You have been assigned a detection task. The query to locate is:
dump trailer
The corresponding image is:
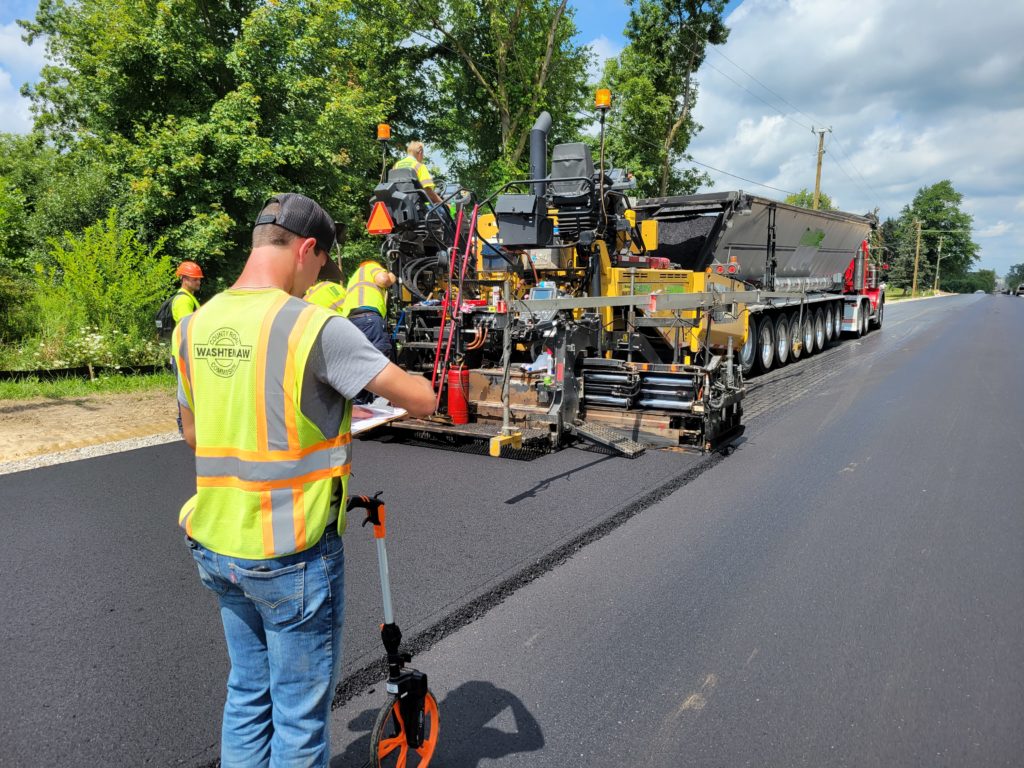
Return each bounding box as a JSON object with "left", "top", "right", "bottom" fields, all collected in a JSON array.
[{"left": 634, "top": 192, "right": 884, "bottom": 375}]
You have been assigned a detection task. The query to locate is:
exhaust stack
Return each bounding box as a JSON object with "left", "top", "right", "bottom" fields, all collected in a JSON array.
[{"left": 530, "top": 112, "right": 552, "bottom": 197}]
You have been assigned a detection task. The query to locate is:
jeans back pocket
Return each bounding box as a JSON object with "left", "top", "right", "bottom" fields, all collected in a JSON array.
[{"left": 229, "top": 561, "right": 305, "bottom": 627}]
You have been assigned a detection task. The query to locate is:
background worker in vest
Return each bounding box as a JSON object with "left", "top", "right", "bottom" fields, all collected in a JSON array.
[
  {"left": 393, "top": 140, "right": 443, "bottom": 205},
  {"left": 303, "top": 255, "right": 347, "bottom": 314},
  {"left": 172, "top": 260, "right": 203, "bottom": 321},
  {"left": 341, "top": 259, "right": 397, "bottom": 403},
  {"left": 172, "top": 192, "right": 434, "bottom": 768}
]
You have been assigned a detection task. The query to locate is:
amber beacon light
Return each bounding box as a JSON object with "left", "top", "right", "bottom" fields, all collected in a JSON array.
[
  {"left": 595, "top": 88, "right": 612, "bottom": 112},
  {"left": 377, "top": 123, "right": 391, "bottom": 141}
]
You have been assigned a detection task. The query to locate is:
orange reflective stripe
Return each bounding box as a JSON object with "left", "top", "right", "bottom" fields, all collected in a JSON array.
[
  {"left": 283, "top": 305, "right": 317, "bottom": 451},
  {"left": 197, "top": 464, "right": 350, "bottom": 492},
  {"left": 195, "top": 433, "right": 350, "bottom": 461},
  {"left": 260, "top": 491, "right": 275, "bottom": 557}
]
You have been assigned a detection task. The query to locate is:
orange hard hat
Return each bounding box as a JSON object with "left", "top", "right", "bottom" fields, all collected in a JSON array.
[{"left": 176, "top": 261, "right": 204, "bottom": 279}]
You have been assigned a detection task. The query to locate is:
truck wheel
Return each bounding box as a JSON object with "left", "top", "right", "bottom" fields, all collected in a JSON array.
[
  {"left": 756, "top": 315, "right": 776, "bottom": 372},
  {"left": 773, "top": 314, "right": 789, "bottom": 367},
  {"left": 813, "top": 307, "right": 826, "bottom": 351},
  {"left": 834, "top": 302, "right": 843, "bottom": 338},
  {"left": 853, "top": 303, "right": 865, "bottom": 338},
  {"left": 802, "top": 313, "right": 815, "bottom": 355},
  {"left": 739, "top": 317, "right": 758, "bottom": 376},
  {"left": 824, "top": 305, "right": 835, "bottom": 344},
  {"left": 871, "top": 298, "right": 885, "bottom": 329},
  {"left": 789, "top": 312, "right": 803, "bottom": 361},
  {"left": 861, "top": 302, "right": 871, "bottom": 335}
]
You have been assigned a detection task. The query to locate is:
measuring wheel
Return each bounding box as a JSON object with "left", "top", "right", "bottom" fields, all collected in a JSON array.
[{"left": 370, "top": 689, "right": 440, "bottom": 767}]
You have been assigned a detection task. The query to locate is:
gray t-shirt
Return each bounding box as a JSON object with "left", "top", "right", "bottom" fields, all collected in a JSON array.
[{"left": 178, "top": 314, "right": 389, "bottom": 440}]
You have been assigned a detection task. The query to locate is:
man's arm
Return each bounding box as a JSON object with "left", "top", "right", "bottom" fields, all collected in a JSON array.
[
  {"left": 180, "top": 404, "right": 196, "bottom": 450},
  {"left": 425, "top": 187, "right": 443, "bottom": 205},
  {"left": 365, "top": 363, "right": 435, "bottom": 418}
]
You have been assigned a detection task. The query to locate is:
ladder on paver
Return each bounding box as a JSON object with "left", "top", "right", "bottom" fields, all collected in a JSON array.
[{"left": 573, "top": 421, "right": 646, "bottom": 458}]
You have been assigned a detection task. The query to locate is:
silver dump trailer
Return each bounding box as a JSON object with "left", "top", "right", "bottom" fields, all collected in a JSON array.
[{"left": 634, "top": 191, "right": 886, "bottom": 375}]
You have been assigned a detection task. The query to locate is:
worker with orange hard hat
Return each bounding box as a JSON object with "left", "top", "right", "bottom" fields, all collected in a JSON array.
[{"left": 172, "top": 261, "right": 204, "bottom": 322}]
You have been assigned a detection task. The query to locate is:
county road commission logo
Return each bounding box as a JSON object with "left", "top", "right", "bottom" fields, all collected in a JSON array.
[{"left": 193, "top": 327, "right": 253, "bottom": 378}]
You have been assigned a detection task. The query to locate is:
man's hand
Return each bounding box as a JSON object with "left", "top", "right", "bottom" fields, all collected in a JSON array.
[{"left": 365, "top": 363, "right": 435, "bottom": 418}]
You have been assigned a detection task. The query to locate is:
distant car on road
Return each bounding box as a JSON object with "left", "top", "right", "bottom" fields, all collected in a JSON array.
[
  {"left": 974, "top": 289, "right": 986, "bottom": 294},
  {"left": 1016, "top": 284, "right": 1024, "bottom": 296}
]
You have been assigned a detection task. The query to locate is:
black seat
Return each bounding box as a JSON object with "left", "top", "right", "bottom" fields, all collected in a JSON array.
[{"left": 549, "top": 143, "right": 595, "bottom": 206}]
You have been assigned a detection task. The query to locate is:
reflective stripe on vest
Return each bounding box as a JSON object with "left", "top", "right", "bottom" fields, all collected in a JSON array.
[
  {"left": 177, "top": 290, "right": 352, "bottom": 558},
  {"left": 342, "top": 262, "right": 387, "bottom": 316},
  {"left": 304, "top": 281, "right": 347, "bottom": 313}
]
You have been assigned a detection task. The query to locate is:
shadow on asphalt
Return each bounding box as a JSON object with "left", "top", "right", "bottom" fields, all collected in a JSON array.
[{"left": 331, "top": 680, "right": 543, "bottom": 768}]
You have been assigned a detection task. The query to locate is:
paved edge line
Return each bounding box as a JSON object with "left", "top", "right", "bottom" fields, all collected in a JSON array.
[
  {"left": 328, "top": 449, "right": 723, "bottom": 711},
  {"left": 0, "top": 431, "right": 182, "bottom": 476}
]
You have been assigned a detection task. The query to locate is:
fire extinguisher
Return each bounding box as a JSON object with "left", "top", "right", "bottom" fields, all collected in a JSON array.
[{"left": 446, "top": 364, "right": 470, "bottom": 424}]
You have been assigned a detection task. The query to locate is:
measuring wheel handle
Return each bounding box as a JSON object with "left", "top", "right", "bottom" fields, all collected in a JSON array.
[{"left": 348, "top": 492, "right": 387, "bottom": 539}]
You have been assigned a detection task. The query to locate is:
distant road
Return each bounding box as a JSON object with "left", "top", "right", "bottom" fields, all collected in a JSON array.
[{"left": 3, "top": 294, "right": 1020, "bottom": 767}]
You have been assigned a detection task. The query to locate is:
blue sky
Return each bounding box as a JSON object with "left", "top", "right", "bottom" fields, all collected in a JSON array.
[{"left": 2, "top": 1, "right": 1021, "bottom": 274}]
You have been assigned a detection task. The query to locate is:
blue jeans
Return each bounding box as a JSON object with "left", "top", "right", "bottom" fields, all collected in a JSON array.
[{"left": 188, "top": 529, "right": 345, "bottom": 768}]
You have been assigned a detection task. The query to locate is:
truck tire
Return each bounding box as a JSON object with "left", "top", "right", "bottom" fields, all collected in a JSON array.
[
  {"left": 871, "top": 298, "right": 885, "bottom": 329},
  {"left": 802, "top": 312, "right": 815, "bottom": 355},
  {"left": 813, "top": 307, "right": 826, "bottom": 352},
  {"left": 861, "top": 301, "right": 871, "bottom": 335},
  {"left": 756, "top": 314, "right": 776, "bottom": 372},
  {"left": 774, "top": 314, "right": 790, "bottom": 367},
  {"left": 739, "top": 315, "right": 758, "bottom": 376},
  {"left": 834, "top": 301, "right": 843, "bottom": 338},
  {"left": 824, "top": 305, "right": 835, "bottom": 344},
  {"left": 789, "top": 312, "right": 803, "bottom": 361}
]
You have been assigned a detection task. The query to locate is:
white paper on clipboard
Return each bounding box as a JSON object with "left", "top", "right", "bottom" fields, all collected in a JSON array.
[{"left": 351, "top": 403, "right": 408, "bottom": 436}]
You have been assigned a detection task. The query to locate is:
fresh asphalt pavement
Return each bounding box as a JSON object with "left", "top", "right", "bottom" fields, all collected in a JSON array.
[
  {"left": 3, "top": 294, "right": 1022, "bottom": 766},
  {"left": 328, "top": 293, "right": 1024, "bottom": 767}
]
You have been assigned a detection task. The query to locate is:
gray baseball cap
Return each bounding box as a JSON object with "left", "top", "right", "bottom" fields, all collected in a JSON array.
[{"left": 256, "top": 193, "right": 338, "bottom": 253}]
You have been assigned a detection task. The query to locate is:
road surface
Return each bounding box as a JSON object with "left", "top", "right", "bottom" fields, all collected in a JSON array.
[{"left": 1, "top": 294, "right": 1021, "bottom": 766}]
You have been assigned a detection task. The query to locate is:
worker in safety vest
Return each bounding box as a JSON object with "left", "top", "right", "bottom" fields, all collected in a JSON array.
[
  {"left": 393, "top": 140, "right": 443, "bottom": 205},
  {"left": 303, "top": 255, "right": 347, "bottom": 314},
  {"left": 172, "top": 192, "right": 434, "bottom": 767},
  {"left": 171, "top": 261, "right": 203, "bottom": 321}
]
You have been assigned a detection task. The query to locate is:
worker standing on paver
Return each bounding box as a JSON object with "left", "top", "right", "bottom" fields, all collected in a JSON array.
[
  {"left": 303, "top": 256, "right": 347, "bottom": 314},
  {"left": 171, "top": 261, "right": 203, "bottom": 322},
  {"left": 393, "top": 140, "right": 443, "bottom": 205},
  {"left": 172, "top": 192, "right": 434, "bottom": 768}
]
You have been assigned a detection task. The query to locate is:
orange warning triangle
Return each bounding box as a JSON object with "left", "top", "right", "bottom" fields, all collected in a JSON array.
[{"left": 366, "top": 201, "right": 394, "bottom": 235}]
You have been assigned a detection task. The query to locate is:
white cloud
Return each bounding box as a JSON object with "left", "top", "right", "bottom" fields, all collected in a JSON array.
[
  {"left": 0, "top": 22, "right": 44, "bottom": 134},
  {"left": 685, "top": 0, "right": 1024, "bottom": 274},
  {"left": 586, "top": 35, "right": 622, "bottom": 83}
]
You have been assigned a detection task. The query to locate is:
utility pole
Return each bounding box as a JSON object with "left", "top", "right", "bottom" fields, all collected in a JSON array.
[
  {"left": 911, "top": 219, "right": 922, "bottom": 298},
  {"left": 812, "top": 126, "right": 831, "bottom": 210},
  {"left": 933, "top": 234, "right": 944, "bottom": 291}
]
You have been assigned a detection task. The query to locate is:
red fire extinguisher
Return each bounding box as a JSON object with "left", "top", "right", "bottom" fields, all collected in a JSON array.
[{"left": 446, "top": 364, "right": 470, "bottom": 424}]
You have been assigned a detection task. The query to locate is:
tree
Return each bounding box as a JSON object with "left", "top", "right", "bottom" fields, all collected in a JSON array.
[
  {"left": 600, "top": 0, "right": 729, "bottom": 198},
  {"left": 1005, "top": 263, "right": 1024, "bottom": 291},
  {"left": 20, "top": 0, "right": 418, "bottom": 276},
  {"left": 784, "top": 187, "right": 835, "bottom": 211},
  {"left": 884, "top": 180, "right": 978, "bottom": 291},
  {"left": 414, "top": 0, "right": 592, "bottom": 192}
]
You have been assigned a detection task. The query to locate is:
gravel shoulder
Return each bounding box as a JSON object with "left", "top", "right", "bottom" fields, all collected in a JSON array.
[{"left": 0, "top": 388, "right": 179, "bottom": 470}]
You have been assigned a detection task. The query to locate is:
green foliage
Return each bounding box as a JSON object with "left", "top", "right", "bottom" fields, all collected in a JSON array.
[
  {"left": 1004, "top": 263, "right": 1024, "bottom": 291},
  {"left": 0, "top": 370, "right": 175, "bottom": 401},
  {"left": 35, "top": 209, "right": 174, "bottom": 340},
  {"left": 784, "top": 187, "right": 835, "bottom": 211},
  {"left": 941, "top": 270, "right": 995, "bottom": 294},
  {"left": 418, "top": 0, "right": 592, "bottom": 192},
  {"left": 600, "top": 0, "right": 728, "bottom": 197},
  {"left": 882, "top": 181, "right": 978, "bottom": 290}
]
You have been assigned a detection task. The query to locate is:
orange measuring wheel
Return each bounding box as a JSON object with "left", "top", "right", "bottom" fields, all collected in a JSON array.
[{"left": 370, "top": 689, "right": 440, "bottom": 767}]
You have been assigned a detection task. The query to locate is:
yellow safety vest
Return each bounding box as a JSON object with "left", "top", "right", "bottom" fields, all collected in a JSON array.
[
  {"left": 172, "top": 289, "right": 352, "bottom": 559},
  {"left": 393, "top": 155, "right": 435, "bottom": 189},
  {"left": 341, "top": 262, "right": 388, "bottom": 317},
  {"left": 304, "top": 281, "right": 347, "bottom": 313}
]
